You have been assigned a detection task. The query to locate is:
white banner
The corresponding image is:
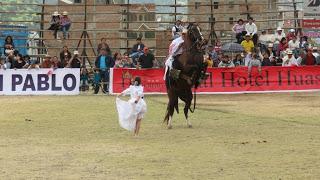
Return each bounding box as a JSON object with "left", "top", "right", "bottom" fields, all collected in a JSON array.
[{"left": 0, "top": 68, "right": 80, "bottom": 95}]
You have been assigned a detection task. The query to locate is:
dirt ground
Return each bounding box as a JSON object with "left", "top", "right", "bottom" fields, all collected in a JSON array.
[{"left": 0, "top": 92, "right": 320, "bottom": 179}]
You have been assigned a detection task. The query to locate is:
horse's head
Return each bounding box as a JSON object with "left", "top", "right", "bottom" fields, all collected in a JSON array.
[{"left": 187, "top": 24, "right": 207, "bottom": 51}]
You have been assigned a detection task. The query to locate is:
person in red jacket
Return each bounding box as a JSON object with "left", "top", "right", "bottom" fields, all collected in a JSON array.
[{"left": 302, "top": 48, "right": 316, "bottom": 65}]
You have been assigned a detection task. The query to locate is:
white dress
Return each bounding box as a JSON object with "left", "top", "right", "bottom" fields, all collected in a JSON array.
[
  {"left": 116, "top": 85, "right": 147, "bottom": 131},
  {"left": 164, "top": 36, "right": 185, "bottom": 79}
]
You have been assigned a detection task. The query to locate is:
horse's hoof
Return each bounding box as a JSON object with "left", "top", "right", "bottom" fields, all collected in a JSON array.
[
  {"left": 188, "top": 124, "right": 193, "bottom": 128},
  {"left": 167, "top": 125, "right": 173, "bottom": 129}
]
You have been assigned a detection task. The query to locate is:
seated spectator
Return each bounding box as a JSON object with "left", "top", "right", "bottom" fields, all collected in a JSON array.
[
  {"left": 218, "top": 55, "right": 235, "bottom": 68},
  {"left": 115, "top": 53, "right": 134, "bottom": 68},
  {"left": 301, "top": 48, "right": 316, "bottom": 65},
  {"left": 3, "top": 36, "right": 15, "bottom": 56},
  {"left": 12, "top": 54, "right": 26, "bottom": 69},
  {"left": 94, "top": 48, "right": 114, "bottom": 94},
  {"left": 60, "top": 11, "right": 72, "bottom": 39},
  {"left": 130, "top": 37, "right": 145, "bottom": 64},
  {"left": 204, "top": 54, "right": 213, "bottom": 68},
  {"left": 288, "top": 36, "right": 300, "bottom": 57},
  {"left": 267, "top": 43, "right": 275, "bottom": 58},
  {"left": 97, "top": 37, "right": 111, "bottom": 55},
  {"left": 282, "top": 50, "right": 298, "bottom": 67},
  {"left": 248, "top": 53, "right": 261, "bottom": 75},
  {"left": 138, "top": 47, "right": 154, "bottom": 68},
  {"left": 80, "top": 67, "right": 89, "bottom": 91},
  {"left": 59, "top": 45, "right": 72, "bottom": 67},
  {"left": 312, "top": 47, "right": 320, "bottom": 65},
  {"left": 0, "top": 56, "right": 5, "bottom": 69},
  {"left": 296, "top": 50, "right": 305, "bottom": 66},
  {"left": 299, "top": 36, "right": 309, "bottom": 51},
  {"left": 274, "top": 27, "right": 286, "bottom": 45},
  {"left": 241, "top": 33, "right": 255, "bottom": 53},
  {"left": 232, "top": 19, "right": 245, "bottom": 44},
  {"left": 113, "top": 52, "right": 122, "bottom": 67},
  {"left": 41, "top": 54, "right": 53, "bottom": 68},
  {"left": 277, "top": 37, "right": 288, "bottom": 57},
  {"left": 48, "top": 11, "right": 61, "bottom": 39},
  {"left": 67, "top": 51, "right": 81, "bottom": 68},
  {"left": 206, "top": 44, "right": 218, "bottom": 60},
  {"left": 245, "top": 17, "right": 258, "bottom": 45},
  {"left": 52, "top": 56, "right": 63, "bottom": 68},
  {"left": 258, "top": 30, "right": 269, "bottom": 52},
  {"left": 286, "top": 29, "right": 296, "bottom": 41},
  {"left": 172, "top": 20, "right": 183, "bottom": 40},
  {"left": 261, "top": 52, "right": 276, "bottom": 66},
  {"left": 233, "top": 53, "right": 244, "bottom": 66}
]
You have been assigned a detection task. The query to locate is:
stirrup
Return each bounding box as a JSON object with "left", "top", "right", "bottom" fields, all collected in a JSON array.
[{"left": 169, "top": 69, "right": 181, "bottom": 80}]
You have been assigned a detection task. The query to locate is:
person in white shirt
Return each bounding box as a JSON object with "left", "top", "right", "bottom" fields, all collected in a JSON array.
[
  {"left": 312, "top": 47, "right": 320, "bottom": 65},
  {"left": 172, "top": 20, "right": 183, "bottom": 40},
  {"left": 274, "top": 27, "right": 286, "bottom": 45},
  {"left": 245, "top": 17, "right": 258, "bottom": 45},
  {"left": 282, "top": 50, "right": 299, "bottom": 67},
  {"left": 288, "top": 36, "right": 300, "bottom": 57}
]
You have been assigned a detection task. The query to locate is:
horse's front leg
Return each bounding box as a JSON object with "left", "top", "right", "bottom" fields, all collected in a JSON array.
[{"left": 184, "top": 90, "right": 193, "bottom": 128}]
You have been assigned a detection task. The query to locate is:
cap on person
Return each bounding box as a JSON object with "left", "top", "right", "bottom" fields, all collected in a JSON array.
[
  {"left": 45, "top": 54, "right": 51, "bottom": 58},
  {"left": 73, "top": 50, "right": 79, "bottom": 55},
  {"left": 268, "top": 43, "right": 273, "bottom": 48},
  {"left": 289, "top": 29, "right": 295, "bottom": 33},
  {"left": 245, "top": 33, "right": 251, "bottom": 37},
  {"left": 52, "top": 11, "right": 60, "bottom": 16},
  {"left": 277, "top": 27, "right": 283, "bottom": 31},
  {"left": 62, "top": 11, "right": 68, "bottom": 16},
  {"left": 287, "top": 50, "right": 293, "bottom": 55},
  {"left": 261, "top": 29, "right": 266, "bottom": 33},
  {"left": 313, "top": 47, "right": 318, "bottom": 51}
]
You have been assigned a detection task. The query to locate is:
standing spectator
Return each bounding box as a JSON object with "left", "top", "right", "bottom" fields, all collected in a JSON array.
[
  {"left": 138, "top": 47, "right": 154, "bottom": 68},
  {"left": 12, "top": 54, "right": 26, "bottom": 69},
  {"left": 286, "top": 29, "right": 296, "bottom": 41},
  {"left": 60, "top": 11, "right": 72, "bottom": 39},
  {"left": 97, "top": 37, "right": 111, "bottom": 55},
  {"left": 244, "top": 17, "right": 258, "bottom": 45},
  {"left": 299, "top": 36, "right": 309, "bottom": 51},
  {"left": 130, "top": 37, "right": 145, "bottom": 64},
  {"left": 48, "top": 11, "right": 61, "bottom": 39},
  {"left": 301, "top": 48, "right": 316, "bottom": 65},
  {"left": 233, "top": 53, "right": 244, "bottom": 66},
  {"left": 67, "top": 51, "right": 82, "bottom": 68},
  {"left": 80, "top": 67, "right": 89, "bottom": 91},
  {"left": 59, "top": 45, "right": 72, "bottom": 67},
  {"left": 248, "top": 53, "right": 261, "bottom": 75},
  {"left": 232, "top": 19, "right": 245, "bottom": 44},
  {"left": 241, "top": 33, "right": 255, "bottom": 53},
  {"left": 52, "top": 56, "right": 63, "bottom": 68},
  {"left": 94, "top": 48, "right": 114, "bottom": 94},
  {"left": 172, "top": 20, "right": 183, "bottom": 40},
  {"left": 277, "top": 37, "right": 288, "bottom": 57},
  {"left": 3, "top": 36, "right": 15, "bottom": 56},
  {"left": 41, "top": 54, "right": 53, "bottom": 68},
  {"left": 218, "top": 55, "right": 235, "bottom": 68},
  {"left": 282, "top": 50, "right": 298, "bottom": 67}
]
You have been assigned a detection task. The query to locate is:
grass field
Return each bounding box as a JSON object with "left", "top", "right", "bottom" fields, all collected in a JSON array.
[{"left": 1, "top": 92, "right": 320, "bottom": 179}]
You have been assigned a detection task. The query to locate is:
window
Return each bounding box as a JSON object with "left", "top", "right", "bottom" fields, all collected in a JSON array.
[
  {"left": 145, "top": 12, "right": 155, "bottom": 21},
  {"left": 228, "top": 1, "right": 234, "bottom": 8},
  {"left": 96, "top": 0, "right": 111, "bottom": 4},
  {"left": 145, "top": 32, "right": 155, "bottom": 39},
  {"left": 138, "top": 14, "right": 144, "bottom": 22},
  {"left": 74, "top": 0, "right": 82, "bottom": 3},
  {"left": 209, "top": 17, "right": 215, "bottom": 23},
  {"left": 195, "top": 2, "right": 201, "bottom": 10},
  {"left": 229, "top": 17, "right": 234, "bottom": 24},
  {"left": 127, "top": 32, "right": 137, "bottom": 39},
  {"left": 213, "top": 2, "right": 219, "bottom": 9},
  {"left": 128, "top": 13, "right": 137, "bottom": 21}
]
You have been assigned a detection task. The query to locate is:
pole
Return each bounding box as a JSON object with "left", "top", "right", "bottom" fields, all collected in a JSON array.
[
  {"left": 39, "top": 0, "right": 45, "bottom": 57},
  {"left": 174, "top": 0, "right": 177, "bottom": 22}
]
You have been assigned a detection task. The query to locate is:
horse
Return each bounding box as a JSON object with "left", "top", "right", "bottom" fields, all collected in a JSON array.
[{"left": 164, "top": 24, "right": 208, "bottom": 129}]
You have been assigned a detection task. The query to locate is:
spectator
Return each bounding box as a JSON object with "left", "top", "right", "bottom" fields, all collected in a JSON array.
[
  {"left": 172, "top": 20, "right": 183, "bottom": 40},
  {"left": 67, "top": 50, "right": 82, "bottom": 68},
  {"left": 299, "top": 36, "right": 309, "bottom": 51},
  {"left": 258, "top": 30, "right": 270, "bottom": 53},
  {"left": 80, "top": 67, "right": 89, "bottom": 91},
  {"left": 241, "top": 33, "right": 255, "bottom": 53},
  {"left": 0, "top": 56, "right": 5, "bottom": 69},
  {"left": 41, "top": 54, "right": 53, "bottom": 68},
  {"left": 261, "top": 52, "right": 275, "bottom": 66},
  {"left": 94, "top": 48, "right": 114, "bottom": 94},
  {"left": 113, "top": 52, "right": 122, "bottom": 67},
  {"left": 301, "top": 48, "right": 316, "bottom": 65},
  {"left": 48, "top": 11, "right": 61, "bottom": 39},
  {"left": 52, "top": 56, "right": 63, "bottom": 68},
  {"left": 206, "top": 44, "right": 218, "bottom": 60},
  {"left": 282, "top": 50, "right": 298, "bottom": 67},
  {"left": 138, "top": 47, "right": 154, "bottom": 68},
  {"left": 97, "top": 37, "right": 111, "bottom": 55},
  {"left": 288, "top": 36, "right": 300, "bottom": 57},
  {"left": 218, "top": 55, "right": 235, "bottom": 68},
  {"left": 130, "top": 37, "right": 145, "bottom": 64},
  {"left": 286, "top": 29, "right": 296, "bottom": 41},
  {"left": 12, "top": 54, "right": 26, "bottom": 69},
  {"left": 312, "top": 47, "right": 320, "bottom": 65},
  {"left": 204, "top": 54, "right": 213, "bottom": 68},
  {"left": 232, "top": 19, "right": 245, "bottom": 44},
  {"left": 23, "top": 55, "right": 31, "bottom": 68},
  {"left": 277, "top": 37, "right": 288, "bottom": 57},
  {"left": 122, "top": 53, "right": 135, "bottom": 68},
  {"left": 60, "top": 11, "right": 72, "bottom": 39},
  {"left": 233, "top": 53, "right": 244, "bottom": 66},
  {"left": 59, "top": 45, "right": 72, "bottom": 67},
  {"left": 296, "top": 50, "right": 305, "bottom": 66},
  {"left": 274, "top": 27, "right": 286, "bottom": 45},
  {"left": 244, "top": 17, "right": 258, "bottom": 45},
  {"left": 3, "top": 36, "right": 15, "bottom": 56},
  {"left": 248, "top": 53, "right": 261, "bottom": 75}
]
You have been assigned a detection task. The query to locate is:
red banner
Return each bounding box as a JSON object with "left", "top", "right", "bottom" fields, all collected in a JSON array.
[
  {"left": 302, "top": 19, "right": 320, "bottom": 28},
  {"left": 110, "top": 66, "right": 320, "bottom": 94}
]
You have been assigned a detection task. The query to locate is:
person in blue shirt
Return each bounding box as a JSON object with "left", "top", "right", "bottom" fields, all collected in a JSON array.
[{"left": 94, "top": 48, "right": 115, "bottom": 94}]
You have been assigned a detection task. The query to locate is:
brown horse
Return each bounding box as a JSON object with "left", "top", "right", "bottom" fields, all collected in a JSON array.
[{"left": 164, "top": 24, "right": 208, "bottom": 129}]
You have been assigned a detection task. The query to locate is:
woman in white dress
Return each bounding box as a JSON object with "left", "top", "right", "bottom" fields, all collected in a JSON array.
[{"left": 116, "top": 76, "right": 147, "bottom": 136}]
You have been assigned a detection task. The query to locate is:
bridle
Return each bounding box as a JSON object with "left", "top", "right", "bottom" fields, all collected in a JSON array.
[{"left": 187, "top": 25, "right": 206, "bottom": 52}]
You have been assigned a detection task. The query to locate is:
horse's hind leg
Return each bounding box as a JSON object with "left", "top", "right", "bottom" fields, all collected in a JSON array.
[
  {"left": 184, "top": 89, "right": 193, "bottom": 128},
  {"left": 165, "top": 90, "right": 178, "bottom": 129}
]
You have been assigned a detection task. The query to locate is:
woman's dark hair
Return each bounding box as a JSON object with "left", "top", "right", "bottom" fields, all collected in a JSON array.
[
  {"left": 238, "top": 19, "right": 243, "bottom": 23},
  {"left": 134, "top": 76, "right": 141, "bottom": 86},
  {"left": 5, "top": 36, "right": 13, "bottom": 43},
  {"left": 113, "top": 52, "right": 119, "bottom": 60},
  {"left": 280, "top": 37, "right": 287, "bottom": 43}
]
